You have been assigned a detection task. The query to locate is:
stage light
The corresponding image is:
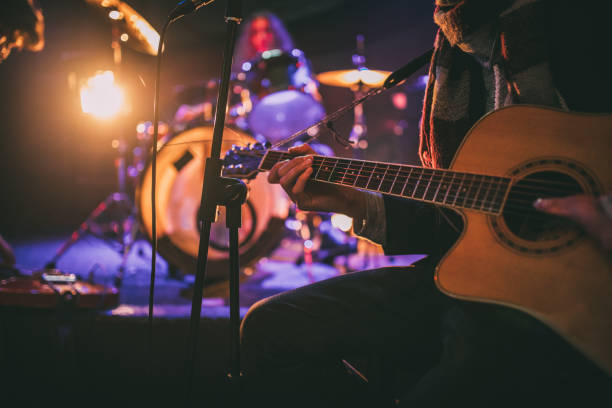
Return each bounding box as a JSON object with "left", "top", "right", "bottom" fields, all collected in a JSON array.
[
  {"left": 108, "top": 10, "right": 123, "bottom": 20},
  {"left": 331, "top": 213, "right": 353, "bottom": 232},
  {"left": 80, "top": 70, "right": 125, "bottom": 120}
]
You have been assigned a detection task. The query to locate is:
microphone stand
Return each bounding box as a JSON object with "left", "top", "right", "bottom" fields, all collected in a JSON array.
[{"left": 184, "top": 0, "right": 245, "bottom": 404}]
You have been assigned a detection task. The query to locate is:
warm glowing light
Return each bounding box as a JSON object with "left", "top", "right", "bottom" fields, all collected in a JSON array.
[
  {"left": 342, "top": 69, "right": 388, "bottom": 86},
  {"left": 130, "top": 14, "right": 160, "bottom": 53},
  {"left": 80, "top": 71, "right": 125, "bottom": 119},
  {"left": 331, "top": 214, "right": 353, "bottom": 232},
  {"left": 109, "top": 10, "right": 123, "bottom": 20},
  {"left": 120, "top": 33, "right": 129, "bottom": 42}
]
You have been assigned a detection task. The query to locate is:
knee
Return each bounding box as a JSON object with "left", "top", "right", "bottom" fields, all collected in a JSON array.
[{"left": 240, "top": 297, "right": 274, "bottom": 355}]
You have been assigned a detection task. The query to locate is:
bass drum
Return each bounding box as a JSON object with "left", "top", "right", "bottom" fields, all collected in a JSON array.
[{"left": 137, "top": 126, "right": 289, "bottom": 280}]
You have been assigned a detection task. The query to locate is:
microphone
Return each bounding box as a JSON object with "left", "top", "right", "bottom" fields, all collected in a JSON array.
[
  {"left": 383, "top": 48, "right": 433, "bottom": 89},
  {"left": 168, "top": 0, "right": 215, "bottom": 22}
]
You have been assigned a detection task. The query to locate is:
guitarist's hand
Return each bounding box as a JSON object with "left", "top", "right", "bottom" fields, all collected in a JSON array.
[
  {"left": 268, "top": 144, "right": 367, "bottom": 220},
  {"left": 535, "top": 194, "right": 612, "bottom": 252}
]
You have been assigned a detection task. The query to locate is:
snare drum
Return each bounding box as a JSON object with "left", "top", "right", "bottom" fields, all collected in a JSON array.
[
  {"left": 240, "top": 49, "right": 325, "bottom": 144},
  {"left": 137, "top": 125, "right": 289, "bottom": 280}
]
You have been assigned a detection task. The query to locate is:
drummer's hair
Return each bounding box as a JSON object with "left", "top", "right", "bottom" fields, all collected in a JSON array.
[{"left": 233, "top": 10, "right": 294, "bottom": 68}]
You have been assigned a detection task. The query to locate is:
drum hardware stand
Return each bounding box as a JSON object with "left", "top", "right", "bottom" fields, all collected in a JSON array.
[
  {"left": 349, "top": 34, "right": 368, "bottom": 160},
  {"left": 45, "top": 18, "right": 140, "bottom": 288},
  {"left": 182, "top": 0, "right": 245, "bottom": 405}
]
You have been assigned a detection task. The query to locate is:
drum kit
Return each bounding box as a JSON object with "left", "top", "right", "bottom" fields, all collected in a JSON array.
[{"left": 44, "top": 0, "right": 395, "bottom": 287}]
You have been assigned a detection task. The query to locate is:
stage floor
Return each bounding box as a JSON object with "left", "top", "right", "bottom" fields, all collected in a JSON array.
[{"left": 1, "top": 232, "right": 425, "bottom": 404}]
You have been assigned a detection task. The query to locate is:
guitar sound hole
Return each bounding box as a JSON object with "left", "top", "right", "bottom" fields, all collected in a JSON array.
[{"left": 502, "top": 171, "right": 583, "bottom": 243}]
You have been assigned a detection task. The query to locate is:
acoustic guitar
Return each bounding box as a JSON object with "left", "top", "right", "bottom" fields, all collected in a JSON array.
[{"left": 224, "top": 105, "right": 612, "bottom": 375}]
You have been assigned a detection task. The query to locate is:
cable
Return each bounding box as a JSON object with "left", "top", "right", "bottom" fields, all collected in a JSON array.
[
  {"left": 148, "top": 16, "right": 170, "bottom": 374},
  {"left": 148, "top": 0, "right": 217, "bottom": 380}
]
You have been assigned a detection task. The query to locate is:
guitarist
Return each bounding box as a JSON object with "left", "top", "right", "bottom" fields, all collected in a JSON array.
[{"left": 240, "top": 1, "right": 612, "bottom": 406}]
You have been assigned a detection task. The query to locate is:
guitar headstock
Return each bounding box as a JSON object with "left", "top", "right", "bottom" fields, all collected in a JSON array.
[{"left": 223, "top": 142, "right": 268, "bottom": 179}]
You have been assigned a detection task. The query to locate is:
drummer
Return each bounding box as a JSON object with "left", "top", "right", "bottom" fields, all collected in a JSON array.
[
  {"left": 174, "top": 11, "right": 305, "bottom": 125},
  {"left": 174, "top": 11, "right": 326, "bottom": 152}
]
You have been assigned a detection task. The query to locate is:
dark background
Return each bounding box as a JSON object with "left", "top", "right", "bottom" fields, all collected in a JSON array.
[{"left": 0, "top": 0, "right": 436, "bottom": 238}]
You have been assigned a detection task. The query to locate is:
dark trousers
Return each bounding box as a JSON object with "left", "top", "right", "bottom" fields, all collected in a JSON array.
[{"left": 240, "top": 264, "right": 611, "bottom": 407}]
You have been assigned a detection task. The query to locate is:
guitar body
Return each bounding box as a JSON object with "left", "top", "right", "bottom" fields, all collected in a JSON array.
[
  {"left": 224, "top": 104, "right": 612, "bottom": 374},
  {"left": 436, "top": 106, "right": 612, "bottom": 375}
]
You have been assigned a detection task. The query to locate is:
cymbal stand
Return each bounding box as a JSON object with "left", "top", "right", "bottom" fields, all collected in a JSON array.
[
  {"left": 349, "top": 34, "right": 368, "bottom": 160},
  {"left": 45, "top": 19, "right": 138, "bottom": 288}
]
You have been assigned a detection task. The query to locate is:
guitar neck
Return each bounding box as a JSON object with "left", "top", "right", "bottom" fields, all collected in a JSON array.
[{"left": 259, "top": 150, "right": 512, "bottom": 215}]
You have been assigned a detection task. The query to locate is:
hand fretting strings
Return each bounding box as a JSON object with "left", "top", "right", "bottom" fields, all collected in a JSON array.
[{"left": 255, "top": 150, "right": 583, "bottom": 220}]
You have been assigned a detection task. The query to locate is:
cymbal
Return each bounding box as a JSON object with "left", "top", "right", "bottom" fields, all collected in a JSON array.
[
  {"left": 317, "top": 69, "right": 392, "bottom": 88},
  {"left": 85, "top": 0, "right": 160, "bottom": 56}
]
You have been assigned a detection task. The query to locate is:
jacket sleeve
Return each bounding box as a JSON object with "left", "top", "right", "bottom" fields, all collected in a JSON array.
[{"left": 382, "top": 195, "right": 463, "bottom": 259}]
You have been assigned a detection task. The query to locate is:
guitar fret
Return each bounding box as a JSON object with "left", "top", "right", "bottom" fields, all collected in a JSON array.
[
  {"left": 452, "top": 173, "right": 466, "bottom": 206},
  {"left": 342, "top": 160, "right": 358, "bottom": 186},
  {"left": 378, "top": 165, "right": 400, "bottom": 193},
  {"left": 326, "top": 159, "right": 339, "bottom": 182},
  {"left": 354, "top": 160, "right": 369, "bottom": 188},
  {"left": 470, "top": 175, "right": 483, "bottom": 208},
  {"left": 330, "top": 159, "right": 349, "bottom": 184},
  {"left": 432, "top": 171, "right": 450, "bottom": 203},
  {"left": 315, "top": 157, "right": 331, "bottom": 180},
  {"left": 366, "top": 164, "right": 382, "bottom": 190},
  {"left": 388, "top": 166, "right": 402, "bottom": 194},
  {"left": 424, "top": 170, "right": 442, "bottom": 202},
  {"left": 398, "top": 167, "right": 414, "bottom": 196},
  {"left": 487, "top": 178, "right": 502, "bottom": 212},
  {"left": 460, "top": 174, "right": 476, "bottom": 208},
  {"left": 406, "top": 168, "right": 424, "bottom": 198},
  {"left": 442, "top": 172, "right": 456, "bottom": 204},
  {"left": 490, "top": 178, "right": 511, "bottom": 213},
  {"left": 478, "top": 176, "right": 494, "bottom": 210},
  {"left": 414, "top": 169, "right": 433, "bottom": 199}
]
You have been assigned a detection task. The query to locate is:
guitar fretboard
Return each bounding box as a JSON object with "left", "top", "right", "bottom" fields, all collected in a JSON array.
[{"left": 259, "top": 151, "right": 512, "bottom": 215}]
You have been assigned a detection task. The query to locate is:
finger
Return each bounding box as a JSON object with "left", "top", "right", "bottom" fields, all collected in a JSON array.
[
  {"left": 288, "top": 144, "right": 316, "bottom": 155},
  {"left": 279, "top": 157, "right": 313, "bottom": 188},
  {"left": 278, "top": 156, "right": 311, "bottom": 179},
  {"left": 292, "top": 167, "right": 313, "bottom": 194},
  {"left": 268, "top": 160, "right": 288, "bottom": 183},
  {"left": 533, "top": 197, "right": 573, "bottom": 217}
]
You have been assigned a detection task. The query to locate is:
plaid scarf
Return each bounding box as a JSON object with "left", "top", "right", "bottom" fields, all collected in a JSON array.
[{"left": 419, "top": 0, "right": 564, "bottom": 169}]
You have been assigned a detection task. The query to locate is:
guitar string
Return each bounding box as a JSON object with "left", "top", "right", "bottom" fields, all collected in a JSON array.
[
  {"left": 252, "top": 156, "right": 586, "bottom": 208},
  {"left": 164, "top": 141, "right": 588, "bottom": 189},
  {"left": 261, "top": 153, "right": 585, "bottom": 189},
  {"left": 173, "top": 144, "right": 585, "bottom": 190}
]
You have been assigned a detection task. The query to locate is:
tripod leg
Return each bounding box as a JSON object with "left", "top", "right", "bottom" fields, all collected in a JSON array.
[
  {"left": 45, "top": 197, "right": 114, "bottom": 269},
  {"left": 115, "top": 212, "right": 140, "bottom": 287}
]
